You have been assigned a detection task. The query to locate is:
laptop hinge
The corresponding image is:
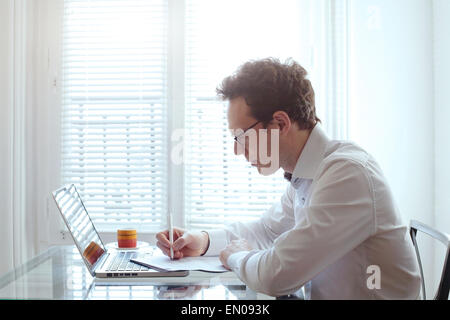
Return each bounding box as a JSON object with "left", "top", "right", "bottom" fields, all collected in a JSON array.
[{"left": 93, "top": 252, "right": 110, "bottom": 274}]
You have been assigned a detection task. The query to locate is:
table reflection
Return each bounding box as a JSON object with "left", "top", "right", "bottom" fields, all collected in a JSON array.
[
  {"left": 0, "top": 246, "right": 272, "bottom": 300},
  {"left": 87, "top": 284, "right": 243, "bottom": 300}
]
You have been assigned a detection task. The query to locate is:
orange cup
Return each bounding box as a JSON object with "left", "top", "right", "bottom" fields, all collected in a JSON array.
[
  {"left": 117, "top": 229, "right": 137, "bottom": 248},
  {"left": 83, "top": 241, "right": 105, "bottom": 265}
]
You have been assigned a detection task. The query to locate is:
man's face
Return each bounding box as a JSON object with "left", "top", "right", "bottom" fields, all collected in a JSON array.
[{"left": 227, "top": 97, "right": 280, "bottom": 176}]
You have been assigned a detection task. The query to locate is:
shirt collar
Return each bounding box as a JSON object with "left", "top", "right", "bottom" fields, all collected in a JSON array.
[{"left": 288, "top": 124, "right": 330, "bottom": 181}]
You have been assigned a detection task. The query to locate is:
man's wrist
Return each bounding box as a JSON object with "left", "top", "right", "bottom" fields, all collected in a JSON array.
[
  {"left": 227, "top": 251, "right": 250, "bottom": 271},
  {"left": 200, "top": 231, "right": 210, "bottom": 256},
  {"left": 201, "top": 229, "right": 227, "bottom": 256}
]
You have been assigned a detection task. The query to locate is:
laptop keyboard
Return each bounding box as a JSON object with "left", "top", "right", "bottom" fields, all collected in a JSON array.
[{"left": 106, "top": 251, "right": 150, "bottom": 272}]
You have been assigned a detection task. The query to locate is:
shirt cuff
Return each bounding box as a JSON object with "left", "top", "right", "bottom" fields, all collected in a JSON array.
[
  {"left": 227, "top": 251, "right": 250, "bottom": 272},
  {"left": 203, "top": 229, "right": 227, "bottom": 257}
]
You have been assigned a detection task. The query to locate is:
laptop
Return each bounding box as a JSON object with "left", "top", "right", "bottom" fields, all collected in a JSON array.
[{"left": 52, "top": 184, "right": 189, "bottom": 279}]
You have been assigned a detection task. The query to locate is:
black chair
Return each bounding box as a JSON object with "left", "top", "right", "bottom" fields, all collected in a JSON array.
[{"left": 409, "top": 220, "right": 450, "bottom": 300}]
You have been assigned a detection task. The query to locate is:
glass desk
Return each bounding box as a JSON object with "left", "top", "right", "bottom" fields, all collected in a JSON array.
[{"left": 0, "top": 245, "right": 274, "bottom": 300}]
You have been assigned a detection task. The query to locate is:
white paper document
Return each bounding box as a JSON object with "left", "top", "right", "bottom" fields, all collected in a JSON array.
[{"left": 131, "top": 255, "right": 229, "bottom": 273}]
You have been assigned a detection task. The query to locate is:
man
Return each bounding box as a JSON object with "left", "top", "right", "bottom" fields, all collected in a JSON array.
[{"left": 156, "top": 58, "right": 421, "bottom": 299}]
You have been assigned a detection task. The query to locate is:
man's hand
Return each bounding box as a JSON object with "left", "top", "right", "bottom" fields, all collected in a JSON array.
[
  {"left": 155, "top": 228, "right": 209, "bottom": 259},
  {"left": 219, "top": 239, "right": 253, "bottom": 270}
]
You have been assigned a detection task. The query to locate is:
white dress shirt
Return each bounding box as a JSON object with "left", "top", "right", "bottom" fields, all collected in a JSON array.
[{"left": 205, "top": 124, "right": 421, "bottom": 299}]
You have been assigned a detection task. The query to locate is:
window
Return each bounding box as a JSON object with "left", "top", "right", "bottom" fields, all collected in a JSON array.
[
  {"left": 62, "top": 0, "right": 168, "bottom": 231},
  {"left": 61, "top": 0, "right": 334, "bottom": 233},
  {"left": 184, "top": 0, "right": 312, "bottom": 229}
]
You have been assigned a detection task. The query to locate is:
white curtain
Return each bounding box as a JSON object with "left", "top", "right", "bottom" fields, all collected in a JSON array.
[
  {"left": 0, "top": 0, "right": 37, "bottom": 277},
  {"left": 0, "top": 0, "right": 15, "bottom": 276}
]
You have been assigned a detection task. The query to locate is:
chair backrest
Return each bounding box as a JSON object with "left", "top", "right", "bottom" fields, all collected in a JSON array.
[{"left": 409, "top": 220, "right": 450, "bottom": 300}]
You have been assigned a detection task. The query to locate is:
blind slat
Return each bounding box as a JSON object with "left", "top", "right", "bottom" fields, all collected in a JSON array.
[{"left": 62, "top": 0, "right": 168, "bottom": 232}]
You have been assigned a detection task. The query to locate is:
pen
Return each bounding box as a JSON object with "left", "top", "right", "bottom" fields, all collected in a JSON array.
[{"left": 168, "top": 211, "right": 174, "bottom": 260}]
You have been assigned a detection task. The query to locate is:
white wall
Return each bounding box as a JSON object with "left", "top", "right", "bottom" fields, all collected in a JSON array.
[
  {"left": 347, "top": 0, "right": 435, "bottom": 296},
  {"left": 433, "top": 0, "right": 450, "bottom": 295}
]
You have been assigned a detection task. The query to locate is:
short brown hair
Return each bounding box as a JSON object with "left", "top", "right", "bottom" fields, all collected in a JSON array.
[{"left": 217, "top": 58, "right": 320, "bottom": 130}]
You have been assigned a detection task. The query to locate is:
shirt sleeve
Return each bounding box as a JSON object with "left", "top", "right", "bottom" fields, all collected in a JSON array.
[
  {"left": 227, "top": 159, "right": 376, "bottom": 297},
  {"left": 203, "top": 184, "right": 296, "bottom": 257}
]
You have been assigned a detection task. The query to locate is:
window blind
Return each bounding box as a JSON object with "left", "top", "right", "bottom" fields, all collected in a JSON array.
[
  {"left": 61, "top": 0, "right": 168, "bottom": 232},
  {"left": 184, "top": 0, "right": 312, "bottom": 230}
]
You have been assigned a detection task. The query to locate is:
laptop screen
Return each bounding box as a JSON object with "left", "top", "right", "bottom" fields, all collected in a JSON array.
[{"left": 52, "top": 184, "right": 107, "bottom": 273}]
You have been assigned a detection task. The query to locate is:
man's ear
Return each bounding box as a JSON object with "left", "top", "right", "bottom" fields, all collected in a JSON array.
[{"left": 272, "top": 111, "right": 291, "bottom": 135}]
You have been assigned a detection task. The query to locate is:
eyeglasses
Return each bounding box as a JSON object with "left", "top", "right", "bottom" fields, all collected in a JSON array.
[{"left": 234, "top": 121, "right": 261, "bottom": 145}]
